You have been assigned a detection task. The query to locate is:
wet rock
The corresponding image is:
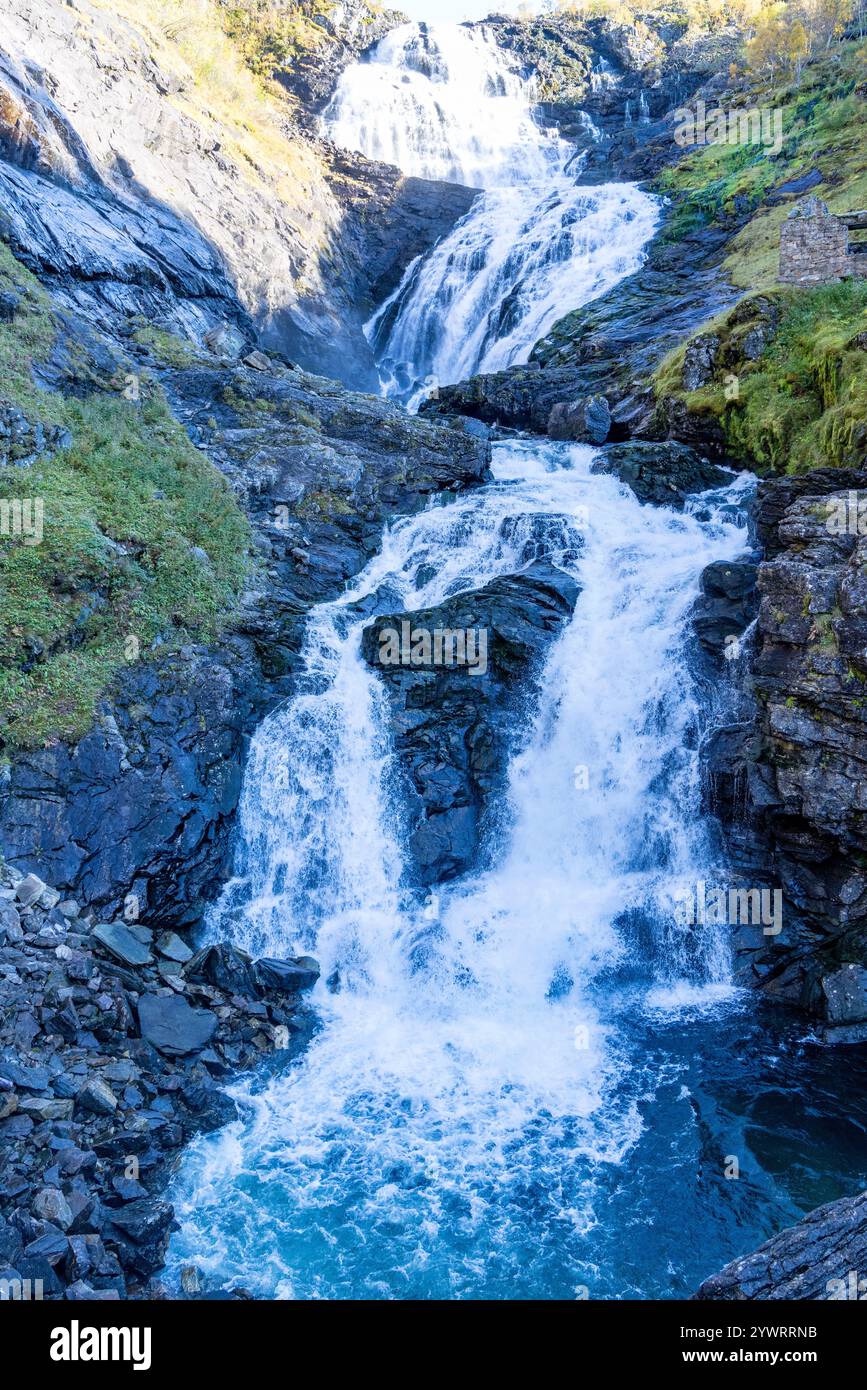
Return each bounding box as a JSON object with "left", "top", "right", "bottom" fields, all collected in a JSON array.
[
  {"left": 708, "top": 469, "right": 867, "bottom": 1007},
  {"left": 105, "top": 1199, "right": 174, "bottom": 1278},
  {"left": 822, "top": 964, "right": 867, "bottom": 1025},
  {"left": 692, "top": 560, "right": 758, "bottom": 659},
  {"left": 361, "top": 562, "right": 580, "bottom": 883},
  {"left": 92, "top": 923, "right": 153, "bottom": 968},
  {"left": 591, "top": 440, "right": 730, "bottom": 509},
  {"left": 254, "top": 956, "right": 320, "bottom": 995},
  {"left": 424, "top": 222, "right": 740, "bottom": 437},
  {"left": 695, "top": 1189, "right": 867, "bottom": 1300},
  {"left": 185, "top": 943, "right": 260, "bottom": 999},
  {"left": 547, "top": 394, "right": 611, "bottom": 444},
  {"left": 137, "top": 994, "right": 218, "bottom": 1057},
  {"left": 1, "top": 365, "right": 490, "bottom": 930}
]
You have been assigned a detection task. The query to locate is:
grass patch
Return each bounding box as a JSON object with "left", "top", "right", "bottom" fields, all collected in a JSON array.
[
  {"left": 0, "top": 241, "right": 251, "bottom": 749},
  {"left": 655, "top": 40, "right": 867, "bottom": 290},
  {"left": 655, "top": 280, "right": 867, "bottom": 473}
]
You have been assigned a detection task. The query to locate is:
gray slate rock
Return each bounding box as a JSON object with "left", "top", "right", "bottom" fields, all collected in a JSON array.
[
  {"left": 695, "top": 1189, "right": 867, "bottom": 1300},
  {"left": 137, "top": 993, "right": 217, "bottom": 1056},
  {"left": 92, "top": 922, "right": 153, "bottom": 968}
]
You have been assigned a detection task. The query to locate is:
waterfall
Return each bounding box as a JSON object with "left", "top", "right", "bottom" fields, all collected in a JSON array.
[
  {"left": 321, "top": 23, "right": 660, "bottom": 404},
  {"left": 167, "top": 22, "right": 757, "bottom": 1300},
  {"left": 170, "top": 442, "right": 752, "bottom": 1299}
]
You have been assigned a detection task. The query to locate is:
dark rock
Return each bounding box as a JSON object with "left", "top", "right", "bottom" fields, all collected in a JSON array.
[
  {"left": 137, "top": 994, "right": 217, "bottom": 1057},
  {"left": 185, "top": 943, "right": 260, "bottom": 999},
  {"left": 254, "top": 956, "right": 320, "bottom": 995},
  {"left": 692, "top": 560, "right": 758, "bottom": 659},
  {"left": 822, "top": 964, "right": 867, "bottom": 1025},
  {"left": 681, "top": 333, "right": 719, "bottom": 391},
  {"left": 591, "top": 440, "right": 730, "bottom": 509},
  {"left": 76, "top": 1077, "right": 119, "bottom": 1116},
  {"left": 1, "top": 364, "right": 490, "bottom": 930},
  {"left": 547, "top": 394, "right": 610, "bottom": 444},
  {"left": 360, "top": 562, "right": 580, "bottom": 883},
  {"left": 709, "top": 470, "right": 867, "bottom": 1006},
  {"left": 105, "top": 1198, "right": 174, "bottom": 1277},
  {"left": 695, "top": 1189, "right": 867, "bottom": 1300}
]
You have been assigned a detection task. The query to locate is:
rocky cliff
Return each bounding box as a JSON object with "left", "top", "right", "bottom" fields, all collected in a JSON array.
[{"left": 0, "top": 0, "right": 471, "bottom": 389}]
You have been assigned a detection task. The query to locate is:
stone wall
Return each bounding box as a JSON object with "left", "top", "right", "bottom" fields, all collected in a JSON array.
[{"left": 779, "top": 196, "right": 865, "bottom": 286}]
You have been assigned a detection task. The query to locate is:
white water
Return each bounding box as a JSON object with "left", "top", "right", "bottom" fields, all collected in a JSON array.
[
  {"left": 322, "top": 23, "right": 659, "bottom": 401},
  {"left": 167, "top": 22, "right": 754, "bottom": 1300},
  {"left": 170, "top": 442, "right": 752, "bottom": 1298}
]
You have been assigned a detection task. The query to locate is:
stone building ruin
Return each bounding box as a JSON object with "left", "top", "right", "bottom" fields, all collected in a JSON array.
[{"left": 779, "top": 196, "right": 867, "bottom": 286}]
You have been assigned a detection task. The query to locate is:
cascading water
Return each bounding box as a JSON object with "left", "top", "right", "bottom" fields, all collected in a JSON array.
[
  {"left": 164, "top": 22, "right": 856, "bottom": 1301},
  {"left": 321, "top": 23, "right": 659, "bottom": 402},
  {"left": 168, "top": 439, "right": 756, "bottom": 1298}
]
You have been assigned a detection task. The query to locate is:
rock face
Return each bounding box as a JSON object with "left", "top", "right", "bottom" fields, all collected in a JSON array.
[
  {"left": 360, "top": 562, "right": 580, "bottom": 884},
  {"left": 480, "top": 14, "right": 715, "bottom": 183},
  {"left": 0, "top": 348, "right": 490, "bottom": 925},
  {"left": 0, "top": 860, "right": 318, "bottom": 1298},
  {"left": 0, "top": 0, "right": 472, "bottom": 390},
  {"left": 548, "top": 395, "right": 611, "bottom": 444},
  {"left": 695, "top": 1189, "right": 867, "bottom": 1300},
  {"left": 692, "top": 560, "right": 758, "bottom": 660},
  {"left": 274, "top": 0, "right": 405, "bottom": 121},
  {"left": 591, "top": 440, "right": 731, "bottom": 509},
  {"left": 705, "top": 470, "right": 867, "bottom": 1020}
]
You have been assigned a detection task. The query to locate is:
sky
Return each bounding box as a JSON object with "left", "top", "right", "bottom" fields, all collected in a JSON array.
[{"left": 397, "top": 1, "right": 539, "bottom": 21}]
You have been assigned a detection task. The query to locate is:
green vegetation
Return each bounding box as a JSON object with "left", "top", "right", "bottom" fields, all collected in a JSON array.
[
  {"left": 654, "top": 281, "right": 867, "bottom": 471},
  {"left": 217, "top": 0, "right": 337, "bottom": 76},
  {"left": 132, "top": 322, "right": 199, "bottom": 368},
  {"left": 656, "top": 38, "right": 867, "bottom": 288},
  {"left": 0, "top": 242, "right": 251, "bottom": 750}
]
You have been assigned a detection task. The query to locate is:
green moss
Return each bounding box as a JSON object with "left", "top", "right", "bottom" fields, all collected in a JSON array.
[
  {"left": 654, "top": 40, "right": 867, "bottom": 290},
  {"left": 133, "top": 322, "right": 198, "bottom": 369},
  {"left": 295, "top": 488, "right": 352, "bottom": 518},
  {"left": 0, "top": 241, "right": 251, "bottom": 749},
  {"left": 654, "top": 281, "right": 867, "bottom": 473}
]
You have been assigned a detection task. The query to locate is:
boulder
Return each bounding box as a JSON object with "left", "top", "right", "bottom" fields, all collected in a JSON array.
[
  {"left": 185, "top": 943, "right": 260, "bottom": 999},
  {"left": 137, "top": 994, "right": 217, "bottom": 1057},
  {"left": 76, "top": 1076, "right": 119, "bottom": 1116},
  {"left": 692, "top": 560, "right": 758, "bottom": 659},
  {"left": 591, "top": 440, "right": 730, "bottom": 509},
  {"left": 822, "top": 964, "right": 867, "bottom": 1025},
  {"left": 254, "top": 956, "right": 320, "bottom": 995},
  {"left": 681, "top": 333, "right": 719, "bottom": 391},
  {"left": 92, "top": 922, "right": 153, "bottom": 968},
  {"left": 695, "top": 1189, "right": 867, "bottom": 1300},
  {"left": 32, "top": 1188, "right": 74, "bottom": 1232},
  {"left": 360, "top": 561, "right": 580, "bottom": 883},
  {"left": 547, "top": 394, "right": 611, "bottom": 444}
]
